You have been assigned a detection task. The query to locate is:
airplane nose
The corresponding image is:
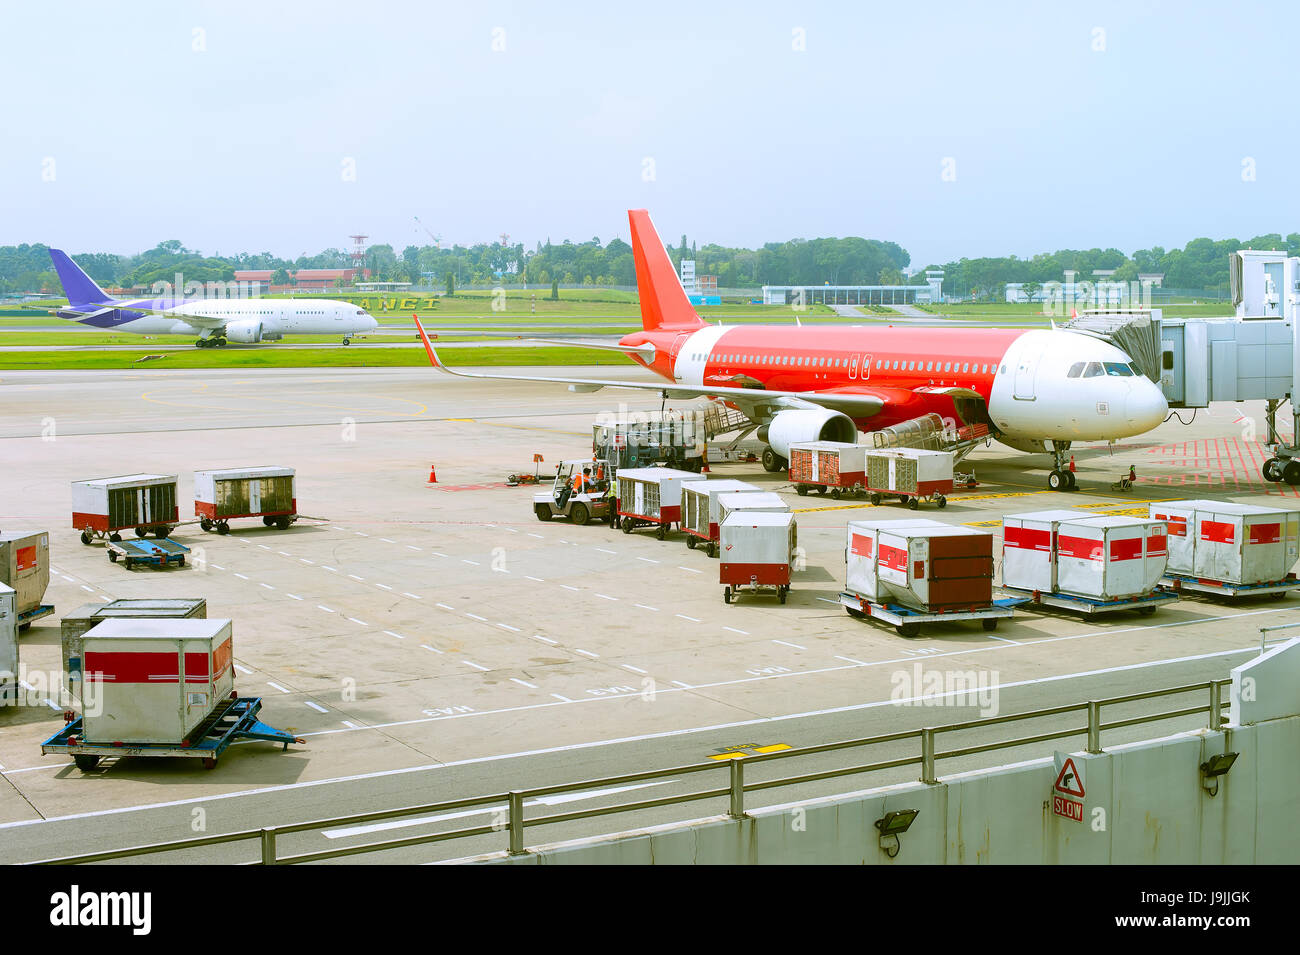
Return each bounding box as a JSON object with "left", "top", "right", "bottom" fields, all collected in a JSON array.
[
  {"left": 1126, "top": 380, "right": 1168, "bottom": 432},
  {"left": 368, "top": 315, "right": 379, "bottom": 331}
]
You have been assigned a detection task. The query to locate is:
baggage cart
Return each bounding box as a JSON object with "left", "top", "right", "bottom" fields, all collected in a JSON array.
[
  {"left": 864, "top": 448, "right": 954, "bottom": 509},
  {"left": 716, "top": 491, "right": 789, "bottom": 526},
  {"left": 681, "top": 479, "right": 760, "bottom": 557},
  {"left": 720, "top": 511, "right": 797, "bottom": 604},
  {"left": 876, "top": 525, "right": 995, "bottom": 612},
  {"left": 0, "top": 584, "right": 16, "bottom": 703},
  {"left": 195, "top": 466, "right": 297, "bottom": 534},
  {"left": 42, "top": 697, "right": 302, "bottom": 772},
  {"left": 1001, "top": 509, "right": 1102, "bottom": 594},
  {"left": 838, "top": 590, "right": 1023, "bottom": 638},
  {"left": 789, "top": 441, "right": 868, "bottom": 499},
  {"left": 1000, "top": 585, "right": 1179, "bottom": 616},
  {"left": 0, "top": 531, "right": 52, "bottom": 629},
  {"left": 1157, "top": 571, "right": 1300, "bottom": 601},
  {"left": 72, "top": 474, "right": 179, "bottom": 544},
  {"left": 1052, "top": 515, "right": 1168, "bottom": 601},
  {"left": 617, "top": 467, "right": 702, "bottom": 539},
  {"left": 106, "top": 537, "right": 190, "bottom": 570}
]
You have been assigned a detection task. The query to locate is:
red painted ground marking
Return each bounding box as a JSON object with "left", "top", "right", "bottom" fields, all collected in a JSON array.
[{"left": 426, "top": 483, "right": 516, "bottom": 491}]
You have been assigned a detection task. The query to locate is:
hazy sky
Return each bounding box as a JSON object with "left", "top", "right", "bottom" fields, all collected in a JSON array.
[{"left": 4, "top": 0, "right": 1299, "bottom": 267}]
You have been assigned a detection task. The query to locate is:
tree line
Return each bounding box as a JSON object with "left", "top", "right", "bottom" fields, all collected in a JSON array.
[{"left": 6, "top": 231, "right": 1300, "bottom": 298}]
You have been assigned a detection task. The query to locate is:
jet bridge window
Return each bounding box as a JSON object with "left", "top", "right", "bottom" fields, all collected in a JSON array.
[{"left": 1162, "top": 351, "right": 1174, "bottom": 370}]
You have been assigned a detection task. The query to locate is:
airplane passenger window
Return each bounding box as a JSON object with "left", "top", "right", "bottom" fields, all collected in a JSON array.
[
  {"left": 926, "top": 362, "right": 933, "bottom": 371},
  {"left": 1068, "top": 362, "right": 1084, "bottom": 378},
  {"left": 962, "top": 363, "right": 969, "bottom": 373},
  {"left": 1083, "top": 362, "right": 1104, "bottom": 378},
  {"left": 1103, "top": 362, "right": 1133, "bottom": 376},
  {"left": 944, "top": 363, "right": 952, "bottom": 372}
]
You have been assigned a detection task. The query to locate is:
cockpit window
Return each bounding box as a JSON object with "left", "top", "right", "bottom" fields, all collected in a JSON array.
[
  {"left": 1129, "top": 362, "right": 1144, "bottom": 377},
  {"left": 1103, "top": 362, "right": 1133, "bottom": 376},
  {"left": 1067, "top": 362, "right": 1084, "bottom": 378},
  {"left": 1082, "top": 362, "right": 1104, "bottom": 378}
]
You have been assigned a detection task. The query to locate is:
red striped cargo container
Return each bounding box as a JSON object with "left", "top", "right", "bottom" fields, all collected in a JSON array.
[
  {"left": 1055, "top": 516, "right": 1167, "bottom": 600},
  {"left": 72, "top": 474, "right": 179, "bottom": 541},
  {"left": 1001, "top": 509, "right": 1091, "bottom": 593},
  {"left": 875, "top": 526, "right": 994, "bottom": 612},
  {"left": 1149, "top": 500, "right": 1300, "bottom": 585},
  {"left": 844, "top": 518, "right": 944, "bottom": 602},
  {"left": 80, "top": 618, "right": 235, "bottom": 744}
]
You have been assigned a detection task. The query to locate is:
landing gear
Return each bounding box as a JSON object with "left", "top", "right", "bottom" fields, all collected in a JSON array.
[
  {"left": 1047, "top": 443, "right": 1076, "bottom": 491},
  {"left": 1286, "top": 460, "right": 1300, "bottom": 486},
  {"left": 342, "top": 338, "right": 351, "bottom": 346},
  {"left": 196, "top": 336, "right": 228, "bottom": 348},
  {"left": 761, "top": 447, "right": 787, "bottom": 473},
  {"left": 1263, "top": 458, "right": 1283, "bottom": 483},
  {"left": 1261, "top": 455, "right": 1300, "bottom": 485}
]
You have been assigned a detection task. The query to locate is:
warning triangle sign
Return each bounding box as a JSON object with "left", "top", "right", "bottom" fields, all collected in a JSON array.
[{"left": 1054, "top": 757, "right": 1086, "bottom": 798}]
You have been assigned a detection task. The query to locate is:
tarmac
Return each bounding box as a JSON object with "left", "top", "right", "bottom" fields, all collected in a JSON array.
[{"left": 0, "top": 365, "right": 1295, "bottom": 862}]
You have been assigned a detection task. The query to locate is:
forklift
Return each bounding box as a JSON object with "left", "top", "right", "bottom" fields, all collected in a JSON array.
[{"left": 534, "top": 458, "right": 615, "bottom": 526}]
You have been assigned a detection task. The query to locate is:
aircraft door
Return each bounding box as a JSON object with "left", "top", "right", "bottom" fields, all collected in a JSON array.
[
  {"left": 860, "top": 354, "right": 872, "bottom": 380},
  {"left": 1013, "top": 344, "right": 1040, "bottom": 400},
  {"left": 849, "top": 354, "right": 859, "bottom": 379},
  {"left": 671, "top": 333, "right": 688, "bottom": 379}
]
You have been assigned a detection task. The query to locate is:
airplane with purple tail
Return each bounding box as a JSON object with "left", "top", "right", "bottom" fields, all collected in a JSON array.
[{"left": 48, "top": 249, "right": 379, "bottom": 347}]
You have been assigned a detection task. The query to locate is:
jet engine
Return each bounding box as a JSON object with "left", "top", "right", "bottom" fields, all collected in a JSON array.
[
  {"left": 225, "top": 320, "right": 264, "bottom": 343},
  {"left": 759, "top": 408, "right": 858, "bottom": 458}
]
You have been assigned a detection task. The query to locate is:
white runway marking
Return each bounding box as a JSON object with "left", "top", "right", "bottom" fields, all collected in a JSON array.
[
  {"left": 510, "top": 678, "right": 538, "bottom": 689},
  {"left": 436, "top": 603, "right": 455, "bottom": 611},
  {"left": 637, "top": 557, "right": 659, "bottom": 564},
  {"left": 532, "top": 634, "right": 558, "bottom": 645},
  {"left": 462, "top": 660, "right": 489, "bottom": 672},
  {"left": 380, "top": 538, "right": 395, "bottom": 544},
  {"left": 498, "top": 623, "right": 522, "bottom": 632},
  {"left": 317, "top": 605, "right": 336, "bottom": 613},
  {"left": 574, "top": 648, "right": 599, "bottom": 658},
  {"left": 635, "top": 604, "right": 659, "bottom": 612},
  {"left": 260, "top": 583, "right": 274, "bottom": 590},
  {"left": 267, "top": 681, "right": 290, "bottom": 694},
  {"left": 348, "top": 574, "right": 365, "bottom": 581},
  {"left": 596, "top": 593, "right": 619, "bottom": 601},
  {"left": 346, "top": 617, "right": 368, "bottom": 626},
  {"left": 772, "top": 640, "right": 806, "bottom": 650},
  {"left": 383, "top": 630, "right": 405, "bottom": 640},
  {"left": 815, "top": 597, "right": 839, "bottom": 604},
  {"left": 723, "top": 626, "right": 749, "bottom": 635},
  {"left": 233, "top": 664, "right": 252, "bottom": 675},
  {"left": 675, "top": 614, "right": 701, "bottom": 622},
  {"left": 835, "top": 655, "right": 867, "bottom": 666},
  {"left": 596, "top": 548, "right": 617, "bottom": 555},
  {"left": 401, "top": 592, "right": 422, "bottom": 600},
  {"left": 678, "top": 566, "right": 701, "bottom": 574},
  {"left": 419, "top": 644, "right": 442, "bottom": 654},
  {"left": 375, "top": 583, "right": 393, "bottom": 590},
  {"left": 551, "top": 693, "right": 572, "bottom": 702},
  {"left": 561, "top": 584, "right": 580, "bottom": 591},
  {"left": 621, "top": 664, "right": 648, "bottom": 675},
  {"left": 234, "top": 573, "right": 249, "bottom": 580},
  {"left": 465, "top": 613, "right": 487, "bottom": 622},
  {"left": 286, "top": 593, "right": 303, "bottom": 600},
  {"left": 305, "top": 702, "right": 328, "bottom": 714},
  {"left": 525, "top": 575, "right": 545, "bottom": 582}
]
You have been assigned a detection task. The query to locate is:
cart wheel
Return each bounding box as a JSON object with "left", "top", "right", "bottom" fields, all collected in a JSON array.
[
  {"left": 778, "top": 586, "right": 787, "bottom": 604},
  {"left": 896, "top": 623, "right": 921, "bottom": 638},
  {"left": 869, "top": 493, "right": 881, "bottom": 506},
  {"left": 796, "top": 485, "right": 808, "bottom": 496},
  {"left": 656, "top": 523, "right": 667, "bottom": 541},
  {"left": 154, "top": 527, "right": 168, "bottom": 539},
  {"left": 201, "top": 757, "right": 217, "bottom": 770},
  {"left": 275, "top": 517, "right": 291, "bottom": 530},
  {"left": 1138, "top": 605, "right": 1158, "bottom": 616},
  {"left": 570, "top": 503, "right": 590, "bottom": 527},
  {"left": 178, "top": 556, "right": 186, "bottom": 567},
  {"left": 831, "top": 488, "right": 841, "bottom": 500},
  {"left": 110, "top": 532, "right": 121, "bottom": 542},
  {"left": 898, "top": 495, "right": 909, "bottom": 505},
  {"left": 708, "top": 542, "right": 718, "bottom": 558},
  {"left": 817, "top": 486, "right": 827, "bottom": 495},
  {"left": 907, "top": 497, "right": 919, "bottom": 510},
  {"left": 108, "top": 550, "right": 118, "bottom": 563},
  {"left": 723, "top": 586, "right": 732, "bottom": 604},
  {"left": 846, "top": 607, "right": 865, "bottom": 619},
  {"left": 622, "top": 518, "right": 633, "bottom": 534},
  {"left": 201, "top": 518, "right": 213, "bottom": 532},
  {"left": 937, "top": 495, "right": 947, "bottom": 509},
  {"left": 80, "top": 530, "right": 92, "bottom": 545},
  {"left": 263, "top": 516, "right": 275, "bottom": 526},
  {"left": 686, "top": 536, "right": 696, "bottom": 549},
  {"left": 535, "top": 504, "right": 551, "bottom": 522},
  {"left": 982, "top": 618, "right": 998, "bottom": 631},
  {"left": 73, "top": 754, "right": 100, "bottom": 771},
  {"left": 125, "top": 559, "right": 134, "bottom": 570},
  {"left": 217, "top": 522, "right": 230, "bottom": 535}
]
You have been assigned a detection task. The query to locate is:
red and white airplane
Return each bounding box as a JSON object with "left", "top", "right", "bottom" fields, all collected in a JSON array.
[{"left": 415, "top": 209, "right": 1168, "bottom": 489}]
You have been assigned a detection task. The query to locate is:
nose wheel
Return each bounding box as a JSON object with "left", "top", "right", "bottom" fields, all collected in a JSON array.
[
  {"left": 1264, "top": 457, "right": 1300, "bottom": 485},
  {"left": 1048, "top": 445, "right": 1077, "bottom": 491}
]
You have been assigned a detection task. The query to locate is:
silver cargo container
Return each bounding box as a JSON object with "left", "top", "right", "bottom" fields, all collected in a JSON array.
[
  {"left": 0, "top": 531, "right": 50, "bottom": 617},
  {"left": 61, "top": 597, "right": 208, "bottom": 688},
  {"left": 0, "top": 584, "right": 15, "bottom": 701}
]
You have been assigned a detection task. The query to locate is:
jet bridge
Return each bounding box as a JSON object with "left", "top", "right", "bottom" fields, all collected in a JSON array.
[{"left": 1063, "top": 250, "right": 1300, "bottom": 486}]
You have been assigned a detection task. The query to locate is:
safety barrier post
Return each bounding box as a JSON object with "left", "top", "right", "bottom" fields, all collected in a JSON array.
[
  {"left": 1086, "top": 701, "right": 1102, "bottom": 753},
  {"left": 1209, "top": 682, "right": 1223, "bottom": 731},
  {"left": 729, "top": 759, "right": 745, "bottom": 817},
  {"left": 260, "top": 828, "right": 277, "bottom": 865},
  {"left": 508, "top": 791, "right": 525, "bottom": 855},
  {"left": 920, "top": 729, "right": 936, "bottom": 784}
]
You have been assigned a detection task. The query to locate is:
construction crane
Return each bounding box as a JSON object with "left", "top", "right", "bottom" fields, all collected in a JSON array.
[
  {"left": 414, "top": 216, "right": 442, "bottom": 249},
  {"left": 499, "top": 232, "right": 510, "bottom": 246}
]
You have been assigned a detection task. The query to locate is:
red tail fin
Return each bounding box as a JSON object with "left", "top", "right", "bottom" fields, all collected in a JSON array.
[{"left": 628, "top": 209, "right": 705, "bottom": 332}]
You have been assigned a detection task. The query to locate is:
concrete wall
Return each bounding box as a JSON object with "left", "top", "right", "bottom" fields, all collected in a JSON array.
[{"left": 463, "top": 642, "right": 1300, "bottom": 865}]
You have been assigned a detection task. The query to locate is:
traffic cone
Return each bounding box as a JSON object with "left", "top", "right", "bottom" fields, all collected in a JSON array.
[
  {"left": 1069, "top": 455, "right": 1076, "bottom": 473},
  {"left": 700, "top": 448, "right": 710, "bottom": 473},
  {"left": 427, "top": 464, "right": 437, "bottom": 484}
]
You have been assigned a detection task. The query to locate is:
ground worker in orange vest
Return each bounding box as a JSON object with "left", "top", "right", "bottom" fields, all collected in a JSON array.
[{"left": 572, "top": 467, "right": 592, "bottom": 495}]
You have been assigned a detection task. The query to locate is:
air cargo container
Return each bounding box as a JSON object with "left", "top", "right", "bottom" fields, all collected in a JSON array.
[
  {"left": 865, "top": 448, "right": 954, "bottom": 509},
  {"left": 681, "top": 479, "right": 760, "bottom": 556},
  {"left": 876, "top": 525, "right": 994, "bottom": 612},
  {"left": 195, "top": 466, "right": 297, "bottom": 534},
  {"left": 716, "top": 492, "right": 789, "bottom": 528},
  {"left": 1001, "top": 509, "right": 1093, "bottom": 593},
  {"left": 0, "top": 584, "right": 16, "bottom": 703},
  {"left": 1054, "top": 516, "right": 1168, "bottom": 601},
  {"left": 720, "top": 511, "right": 797, "bottom": 603},
  {"left": 617, "top": 467, "right": 702, "bottom": 539},
  {"left": 79, "top": 618, "right": 234, "bottom": 745},
  {"left": 0, "top": 531, "right": 52, "bottom": 628},
  {"left": 1149, "top": 500, "right": 1300, "bottom": 589},
  {"left": 844, "top": 518, "right": 944, "bottom": 602},
  {"left": 72, "top": 474, "right": 179, "bottom": 544},
  {"left": 61, "top": 598, "right": 207, "bottom": 692},
  {"left": 789, "top": 441, "right": 868, "bottom": 499}
]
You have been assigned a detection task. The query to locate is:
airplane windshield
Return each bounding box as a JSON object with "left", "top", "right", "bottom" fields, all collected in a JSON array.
[
  {"left": 1103, "top": 362, "right": 1134, "bottom": 376},
  {"left": 1082, "top": 362, "right": 1104, "bottom": 378}
]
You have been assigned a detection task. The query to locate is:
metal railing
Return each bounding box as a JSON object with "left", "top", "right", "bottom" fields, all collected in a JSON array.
[{"left": 31, "top": 678, "right": 1234, "bottom": 865}]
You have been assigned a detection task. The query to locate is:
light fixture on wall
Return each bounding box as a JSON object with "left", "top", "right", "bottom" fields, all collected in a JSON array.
[
  {"left": 1199, "top": 752, "right": 1238, "bottom": 797},
  {"left": 875, "top": 809, "right": 919, "bottom": 858}
]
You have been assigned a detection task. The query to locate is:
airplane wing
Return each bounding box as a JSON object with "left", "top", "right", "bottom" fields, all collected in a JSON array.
[
  {"left": 521, "top": 337, "right": 656, "bottom": 358},
  {"left": 413, "top": 317, "right": 886, "bottom": 420},
  {"left": 63, "top": 300, "right": 227, "bottom": 328}
]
